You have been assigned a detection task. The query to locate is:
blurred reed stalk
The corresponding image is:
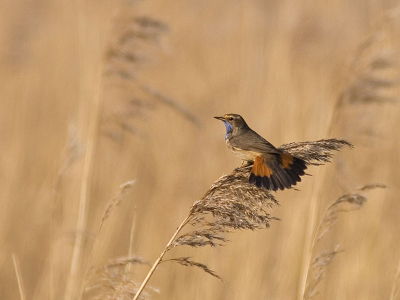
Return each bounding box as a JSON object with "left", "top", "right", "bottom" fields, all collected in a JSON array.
[
  {"left": 63, "top": 60, "right": 103, "bottom": 300},
  {"left": 85, "top": 181, "right": 136, "bottom": 275},
  {"left": 303, "top": 184, "right": 385, "bottom": 299},
  {"left": 390, "top": 260, "right": 400, "bottom": 300},
  {"left": 50, "top": 124, "right": 83, "bottom": 299},
  {"left": 132, "top": 139, "right": 350, "bottom": 300},
  {"left": 127, "top": 210, "right": 137, "bottom": 272},
  {"left": 64, "top": 7, "right": 119, "bottom": 299},
  {"left": 12, "top": 253, "right": 26, "bottom": 300},
  {"left": 82, "top": 181, "right": 138, "bottom": 300}
]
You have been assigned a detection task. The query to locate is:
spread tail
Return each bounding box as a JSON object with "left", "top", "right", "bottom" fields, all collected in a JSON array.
[{"left": 249, "top": 153, "right": 307, "bottom": 191}]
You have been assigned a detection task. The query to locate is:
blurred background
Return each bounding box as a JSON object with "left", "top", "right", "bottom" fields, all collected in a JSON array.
[{"left": 1, "top": 0, "right": 400, "bottom": 299}]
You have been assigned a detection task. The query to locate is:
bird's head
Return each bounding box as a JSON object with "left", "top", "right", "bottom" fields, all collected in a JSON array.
[{"left": 214, "top": 114, "right": 248, "bottom": 138}]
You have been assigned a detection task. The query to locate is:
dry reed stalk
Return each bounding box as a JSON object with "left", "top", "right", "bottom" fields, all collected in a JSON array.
[
  {"left": 390, "top": 260, "right": 400, "bottom": 300},
  {"left": 127, "top": 210, "right": 137, "bottom": 272},
  {"left": 297, "top": 176, "right": 322, "bottom": 299},
  {"left": 12, "top": 253, "right": 26, "bottom": 300},
  {"left": 64, "top": 71, "right": 103, "bottom": 300},
  {"left": 64, "top": 7, "right": 118, "bottom": 298},
  {"left": 86, "top": 181, "right": 135, "bottom": 269},
  {"left": 132, "top": 215, "right": 192, "bottom": 300},
  {"left": 82, "top": 205, "right": 155, "bottom": 300},
  {"left": 131, "top": 138, "right": 351, "bottom": 300},
  {"left": 82, "top": 180, "right": 136, "bottom": 298},
  {"left": 303, "top": 184, "right": 386, "bottom": 299},
  {"left": 50, "top": 124, "right": 84, "bottom": 299}
]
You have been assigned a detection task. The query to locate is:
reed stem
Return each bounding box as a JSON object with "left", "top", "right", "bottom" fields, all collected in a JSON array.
[{"left": 132, "top": 214, "right": 191, "bottom": 300}]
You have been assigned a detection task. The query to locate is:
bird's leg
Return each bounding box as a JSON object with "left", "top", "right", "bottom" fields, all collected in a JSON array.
[{"left": 235, "top": 160, "right": 253, "bottom": 171}]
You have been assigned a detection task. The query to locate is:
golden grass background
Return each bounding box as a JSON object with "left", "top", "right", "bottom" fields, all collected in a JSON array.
[{"left": 1, "top": 0, "right": 400, "bottom": 299}]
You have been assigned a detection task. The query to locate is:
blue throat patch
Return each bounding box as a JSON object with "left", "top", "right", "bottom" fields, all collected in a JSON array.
[{"left": 223, "top": 120, "right": 233, "bottom": 139}]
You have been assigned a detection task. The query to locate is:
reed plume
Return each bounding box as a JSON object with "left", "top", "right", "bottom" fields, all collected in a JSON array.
[
  {"left": 102, "top": 14, "right": 200, "bottom": 142},
  {"left": 84, "top": 256, "right": 154, "bottom": 300},
  {"left": 131, "top": 138, "right": 352, "bottom": 299},
  {"left": 82, "top": 181, "right": 137, "bottom": 300},
  {"left": 303, "top": 184, "right": 386, "bottom": 299}
]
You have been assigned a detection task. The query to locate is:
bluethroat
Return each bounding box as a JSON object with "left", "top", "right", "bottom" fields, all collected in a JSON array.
[{"left": 215, "top": 114, "right": 307, "bottom": 191}]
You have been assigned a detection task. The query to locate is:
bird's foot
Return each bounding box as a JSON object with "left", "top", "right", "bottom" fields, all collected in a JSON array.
[{"left": 235, "top": 161, "right": 252, "bottom": 171}]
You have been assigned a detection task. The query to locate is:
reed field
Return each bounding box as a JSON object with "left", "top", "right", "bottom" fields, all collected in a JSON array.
[{"left": 2, "top": 0, "right": 400, "bottom": 299}]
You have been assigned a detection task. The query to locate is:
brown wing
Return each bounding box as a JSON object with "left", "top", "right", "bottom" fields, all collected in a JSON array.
[
  {"left": 229, "top": 129, "right": 280, "bottom": 155},
  {"left": 249, "top": 153, "right": 307, "bottom": 191}
]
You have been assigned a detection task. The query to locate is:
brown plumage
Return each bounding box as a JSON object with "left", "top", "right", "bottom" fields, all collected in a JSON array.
[{"left": 215, "top": 114, "right": 307, "bottom": 191}]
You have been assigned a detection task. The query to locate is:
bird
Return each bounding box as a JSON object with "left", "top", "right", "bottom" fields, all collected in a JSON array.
[{"left": 215, "top": 113, "right": 307, "bottom": 191}]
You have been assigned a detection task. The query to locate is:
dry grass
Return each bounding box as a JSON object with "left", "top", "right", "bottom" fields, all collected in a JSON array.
[
  {"left": 1, "top": 1, "right": 400, "bottom": 300},
  {"left": 127, "top": 139, "right": 350, "bottom": 299},
  {"left": 81, "top": 182, "right": 144, "bottom": 300},
  {"left": 82, "top": 138, "right": 351, "bottom": 299},
  {"left": 12, "top": 253, "right": 26, "bottom": 300},
  {"left": 390, "top": 261, "right": 400, "bottom": 300},
  {"left": 303, "top": 184, "right": 386, "bottom": 299}
]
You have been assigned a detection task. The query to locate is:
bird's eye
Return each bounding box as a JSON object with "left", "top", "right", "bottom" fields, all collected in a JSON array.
[{"left": 229, "top": 117, "right": 233, "bottom": 121}]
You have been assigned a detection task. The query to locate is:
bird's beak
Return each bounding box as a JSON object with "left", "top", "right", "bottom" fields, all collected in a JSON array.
[{"left": 214, "top": 116, "right": 224, "bottom": 121}]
